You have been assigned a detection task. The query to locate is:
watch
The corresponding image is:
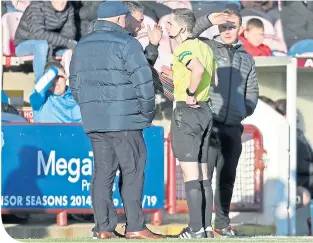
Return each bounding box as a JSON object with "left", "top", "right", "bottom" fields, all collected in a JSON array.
[{"left": 186, "top": 88, "right": 195, "bottom": 97}]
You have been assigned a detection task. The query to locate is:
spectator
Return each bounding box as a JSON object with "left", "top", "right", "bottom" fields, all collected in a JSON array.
[
  {"left": 192, "top": 1, "right": 241, "bottom": 19},
  {"left": 275, "top": 98, "right": 312, "bottom": 234},
  {"left": 194, "top": 12, "right": 259, "bottom": 237},
  {"left": 14, "top": 1, "right": 77, "bottom": 83},
  {"left": 29, "top": 62, "right": 81, "bottom": 123},
  {"left": 281, "top": 1, "right": 313, "bottom": 50},
  {"left": 69, "top": 2, "right": 160, "bottom": 240},
  {"left": 275, "top": 99, "right": 313, "bottom": 199},
  {"left": 78, "top": 1, "right": 103, "bottom": 39},
  {"left": 238, "top": 18, "right": 272, "bottom": 56},
  {"left": 240, "top": 1, "right": 274, "bottom": 12}
]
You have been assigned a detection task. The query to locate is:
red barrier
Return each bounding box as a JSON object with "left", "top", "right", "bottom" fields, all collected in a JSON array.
[
  {"left": 166, "top": 124, "right": 266, "bottom": 214},
  {"left": 1, "top": 208, "right": 162, "bottom": 226}
]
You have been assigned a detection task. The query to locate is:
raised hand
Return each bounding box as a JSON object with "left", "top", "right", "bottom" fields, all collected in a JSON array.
[
  {"left": 208, "top": 12, "right": 230, "bottom": 26},
  {"left": 147, "top": 24, "right": 163, "bottom": 46}
]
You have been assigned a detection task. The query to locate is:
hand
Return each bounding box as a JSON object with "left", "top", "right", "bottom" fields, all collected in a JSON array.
[
  {"left": 61, "top": 49, "right": 73, "bottom": 78},
  {"left": 208, "top": 12, "right": 230, "bottom": 26},
  {"left": 147, "top": 24, "right": 163, "bottom": 46},
  {"left": 55, "top": 65, "right": 67, "bottom": 78},
  {"left": 186, "top": 96, "right": 200, "bottom": 108},
  {"left": 160, "top": 65, "right": 173, "bottom": 78}
]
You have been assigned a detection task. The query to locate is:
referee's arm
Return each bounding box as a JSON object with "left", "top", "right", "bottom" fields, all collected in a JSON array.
[
  {"left": 186, "top": 59, "right": 204, "bottom": 94},
  {"left": 178, "top": 51, "right": 204, "bottom": 93}
]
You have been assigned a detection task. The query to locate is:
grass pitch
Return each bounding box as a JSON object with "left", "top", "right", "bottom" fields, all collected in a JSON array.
[{"left": 19, "top": 237, "right": 313, "bottom": 243}]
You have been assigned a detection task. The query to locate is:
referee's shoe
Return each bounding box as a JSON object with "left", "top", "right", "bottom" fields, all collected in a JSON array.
[
  {"left": 214, "top": 226, "right": 245, "bottom": 237},
  {"left": 176, "top": 227, "right": 206, "bottom": 239}
]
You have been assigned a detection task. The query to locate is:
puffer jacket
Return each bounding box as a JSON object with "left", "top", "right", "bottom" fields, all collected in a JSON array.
[
  {"left": 192, "top": 15, "right": 259, "bottom": 125},
  {"left": 69, "top": 20, "right": 155, "bottom": 133},
  {"left": 14, "top": 1, "right": 76, "bottom": 48}
]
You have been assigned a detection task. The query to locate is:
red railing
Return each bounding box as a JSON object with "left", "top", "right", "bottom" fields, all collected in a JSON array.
[
  {"left": 1, "top": 208, "right": 162, "bottom": 226},
  {"left": 166, "top": 124, "right": 266, "bottom": 214}
]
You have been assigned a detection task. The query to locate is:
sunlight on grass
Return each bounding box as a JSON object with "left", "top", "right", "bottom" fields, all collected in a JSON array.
[{"left": 19, "top": 236, "right": 313, "bottom": 243}]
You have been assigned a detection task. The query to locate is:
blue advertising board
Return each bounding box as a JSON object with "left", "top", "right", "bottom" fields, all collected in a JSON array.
[{"left": 1, "top": 124, "right": 164, "bottom": 210}]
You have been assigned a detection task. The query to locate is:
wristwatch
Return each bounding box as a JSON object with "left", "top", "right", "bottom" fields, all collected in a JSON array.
[{"left": 186, "top": 88, "right": 195, "bottom": 97}]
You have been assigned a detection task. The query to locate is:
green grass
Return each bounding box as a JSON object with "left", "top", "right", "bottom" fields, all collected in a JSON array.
[{"left": 17, "top": 237, "right": 313, "bottom": 243}]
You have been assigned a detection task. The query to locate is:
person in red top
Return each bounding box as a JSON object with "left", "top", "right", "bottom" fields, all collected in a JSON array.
[{"left": 239, "top": 18, "right": 272, "bottom": 56}]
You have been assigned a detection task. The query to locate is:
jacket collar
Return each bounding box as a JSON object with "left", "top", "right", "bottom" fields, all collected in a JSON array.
[
  {"left": 93, "top": 20, "right": 131, "bottom": 35},
  {"left": 213, "top": 36, "right": 243, "bottom": 51}
]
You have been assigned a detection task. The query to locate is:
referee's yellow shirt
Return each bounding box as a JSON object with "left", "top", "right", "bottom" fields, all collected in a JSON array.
[{"left": 172, "top": 38, "right": 215, "bottom": 102}]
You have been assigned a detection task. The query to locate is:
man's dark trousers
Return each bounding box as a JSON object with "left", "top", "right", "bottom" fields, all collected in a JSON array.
[
  {"left": 88, "top": 131, "right": 147, "bottom": 233},
  {"left": 207, "top": 122, "right": 243, "bottom": 229}
]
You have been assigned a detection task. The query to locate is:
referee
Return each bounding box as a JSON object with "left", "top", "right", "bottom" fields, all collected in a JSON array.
[{"left": 166, "top": 8, "right": 216, "bottom": 239}]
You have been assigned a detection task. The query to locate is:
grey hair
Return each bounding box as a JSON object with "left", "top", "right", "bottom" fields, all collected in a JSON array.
[
  {"left": 172, "top": 8, "right": 196, "bottom": 33},
  {"left": 122, "top": 1, "right": 144, "bottom": 14}
]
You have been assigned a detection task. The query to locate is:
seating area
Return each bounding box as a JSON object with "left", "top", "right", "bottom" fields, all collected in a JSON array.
[
  {"left": 1, "top": 11, "right": 62, "bottom": 68},
  {"left": 2, "top": 1, "right": 313, "bottom": 69}
]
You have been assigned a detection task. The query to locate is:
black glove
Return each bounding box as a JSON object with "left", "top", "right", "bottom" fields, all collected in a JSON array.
[{"left": 67, "top": 39, "right": 77, "bottom": 49}]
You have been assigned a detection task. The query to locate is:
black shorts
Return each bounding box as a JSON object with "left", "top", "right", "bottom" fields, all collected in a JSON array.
[{"left": 171, "top": 101, "right": 213, "bottom": 162}]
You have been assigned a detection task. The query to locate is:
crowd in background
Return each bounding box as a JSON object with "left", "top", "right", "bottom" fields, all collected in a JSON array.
[
  {"left": 2, "top": 1, "right": 313, "bottom": 58},
  {"left": 1, "top": 1, "right": 313, "bottom": 92},
  {"left": 1, "top": 0, "right": 312, "bottom": 196},
  {"left": 1, "top": 0, "right": 313, "bottom": 231}
]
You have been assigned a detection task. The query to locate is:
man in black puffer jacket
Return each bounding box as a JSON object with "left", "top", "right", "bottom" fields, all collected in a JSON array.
[{"left": 69, "top": 1, "right": 159, "bottom": 240}]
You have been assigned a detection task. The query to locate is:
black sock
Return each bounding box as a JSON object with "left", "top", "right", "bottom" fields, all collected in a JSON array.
[
  {"left": 185, "top": 180, "right": 203, "bottom": 232},
  {"left": 200, "top": 180, "right": 213, "bottom": 229}
]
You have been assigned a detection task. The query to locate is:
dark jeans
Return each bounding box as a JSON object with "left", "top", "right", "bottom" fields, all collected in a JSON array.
[
  {"left": 207, "top": 123, "right": 243, "bottom": 229},
  {"left": 88, "top": 130, "right": 147, "bottom": 233}
]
